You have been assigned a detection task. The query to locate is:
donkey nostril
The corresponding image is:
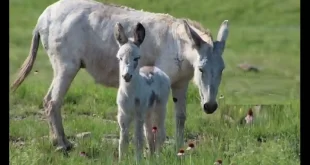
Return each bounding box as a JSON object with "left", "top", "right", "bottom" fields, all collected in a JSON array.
[
  {"left": 203, "top": 104, "right": 208, "bottom": 110},
  {"left": 203, "top": 103, "right": 218, "bottom": 114}
]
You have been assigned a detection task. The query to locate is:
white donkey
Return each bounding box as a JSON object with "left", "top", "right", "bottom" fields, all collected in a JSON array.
[
  {"left": 10, "top": 0, "right": 229, "bottom": 151},
  {"left": 114, "top": 22, "right": 170, "bottom": 161}
]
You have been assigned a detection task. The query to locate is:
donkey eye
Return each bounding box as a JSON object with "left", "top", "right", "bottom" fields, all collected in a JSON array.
[
  {"left": 119, "top": 57, "right": 122, "bottom": 61},
  {"left": 133, "top": 57, "right": 140, "bottom": 61},
  {"left": 199, "top": 68, "right": 203, "bottom": 73}
]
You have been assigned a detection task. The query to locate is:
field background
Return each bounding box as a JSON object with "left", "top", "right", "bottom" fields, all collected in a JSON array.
[{"left": 9, "top": 0, "right": 300, "bottom": 164}]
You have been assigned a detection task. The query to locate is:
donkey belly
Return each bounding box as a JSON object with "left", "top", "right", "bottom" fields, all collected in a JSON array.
[
  {"left": 82, "top": 46, "right": 120, "bottom": 88},
  {"left": 84, "top": 63, "right": 120, "bottom": 88},
  {"left": 87, "top": 68, "right": 119, "bottom": 88}
]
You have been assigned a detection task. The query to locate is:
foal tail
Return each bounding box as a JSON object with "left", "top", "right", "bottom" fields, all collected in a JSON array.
[{"left": 10, "top": 30, "right": 40, "bottom": 92}]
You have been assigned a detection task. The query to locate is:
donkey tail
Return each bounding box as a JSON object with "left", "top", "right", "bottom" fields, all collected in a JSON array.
[{"left": 10, "top": 30, "right": 40, "bottom": 92}]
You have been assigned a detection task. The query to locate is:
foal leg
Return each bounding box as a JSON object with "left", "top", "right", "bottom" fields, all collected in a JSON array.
[
  {"left": 117, "top": 109, "right": 132, "bottom": 161},
  {"left": 134, "top": 106, "right": 146, "bottom": 162},
  {"left": 143, "top": 111, "right": 155, "bottom": 155},
  {"left": 45, "top": 62, "right": 79, "bottom": 151},
  {"left": 171, "top": 82, "right": 189, "bottom": 151},
  {"left": 152, "top": 103, "right": 167, "bottom": 153}
]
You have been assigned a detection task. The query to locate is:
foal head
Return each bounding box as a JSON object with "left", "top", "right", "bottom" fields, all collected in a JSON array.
[{"left": 114, "top": 22, "right": 146, "bottom": 83}]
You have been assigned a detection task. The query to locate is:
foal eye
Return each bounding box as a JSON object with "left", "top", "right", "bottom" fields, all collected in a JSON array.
[{"left": 133, "top": 57, "right": 140, "bottom": 61}]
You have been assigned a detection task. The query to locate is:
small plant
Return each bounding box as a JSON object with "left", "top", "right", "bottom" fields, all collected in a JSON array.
[
  {"left": 245, "top": 108, "right": 254, "bottom": 124},
  {"left": 177, "top": 149, "right": 185, "bottom": 165},
  {"left": 186, "top": 142, "right": 195, "bottom": 165},
  {"left": 214, "top": 159, "right": 222, "bottom": 165},
  {"left": 152, "top": 126, "right": 158, "bottom": 153}
]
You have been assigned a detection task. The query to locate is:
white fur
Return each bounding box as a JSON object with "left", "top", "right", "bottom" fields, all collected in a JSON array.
[
  {"left": 10, "top": 0, "right": 229, "bottom": 151},
  {"left": 114, "top": 22, "right": 170, "bottom": 161}
]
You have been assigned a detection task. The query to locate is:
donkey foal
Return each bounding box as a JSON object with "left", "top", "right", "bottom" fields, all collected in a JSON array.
[{"left": 114, "top": 22, "right": 171, "bottom": 161}]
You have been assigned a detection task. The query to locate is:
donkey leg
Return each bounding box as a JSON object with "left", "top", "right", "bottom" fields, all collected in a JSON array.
[
  {"left": 152, "top": 103, "right": 167, "bottom": 154},
  {"left": 143, "top": 111, "right": 155, "bottom": 155},
  {"left": 117, "top": 109, "right": 132, "bottom": 161},
  {"left": 43, "top": 79, "right": 57, "bottom": 145},
  {"left": 45, "top": 63, "right": 79, "bottom": 151},
  {"left": 134, "top": 107, "right": 146, "bottom": 162},
  {"left": 43, "top": 55, "right": 58, "bottom": 106},
  {"left": 171, "top": 82, "right": 189, "bottom": 151},
  {"left": 43, "top": 79, "right": 55, "bottom": 107},
  {"left": 43, "top": 55, "right": 59, "bottom": 146}
]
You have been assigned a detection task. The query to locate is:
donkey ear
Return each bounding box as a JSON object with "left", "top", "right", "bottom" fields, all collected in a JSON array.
[
  {"left": 182, "top": 20, "right": 203, "bottom": 48},
  {"left": 216, "top": 20, "right": 229, "bottom": 42},
  {"left": 114, "top": 22, "right": 128, "bottom": 46},
  {"left": 214, "top": 20, "right": 229, "bottom": 55},
  {"left": 133, "top": 22, "right": 145, "bottom": 47}
]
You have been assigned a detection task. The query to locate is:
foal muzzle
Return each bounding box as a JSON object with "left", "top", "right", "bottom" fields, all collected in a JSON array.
[{"left": 122, "top": 73, "right": 132, "bottom": 82}]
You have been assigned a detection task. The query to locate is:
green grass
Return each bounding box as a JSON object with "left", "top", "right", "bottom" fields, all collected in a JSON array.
[{"left": 9, "top": 0, "right": 300, "bottom": 164}]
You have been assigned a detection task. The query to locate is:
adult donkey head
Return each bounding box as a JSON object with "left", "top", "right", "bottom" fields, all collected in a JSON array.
[{"left": 183, "top": 20, "right": 229, "bottom": 114}]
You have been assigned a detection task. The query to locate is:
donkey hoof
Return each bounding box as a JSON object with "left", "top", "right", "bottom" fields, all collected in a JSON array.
[
  {"left": 65, "top": 141, "right": 75, "bottom": 151},
  {"left": 55, "top": 141, "right": 75, "bottom": 152},
  {"left": 55, "top": 146, "right": 72, "bottom": 153},
  {"left": 55, "top": 146, "right": 67, "bottom": 152}
]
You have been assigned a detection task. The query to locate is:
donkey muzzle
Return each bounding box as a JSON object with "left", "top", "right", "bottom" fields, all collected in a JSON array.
[{"left": 203, "top": 102, "right": 218, "bottom": 114}]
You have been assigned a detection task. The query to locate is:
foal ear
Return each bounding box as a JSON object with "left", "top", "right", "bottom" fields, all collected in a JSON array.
[
  {"left": 114, "top": 22, "right": 128, "bottom": 46},
  {"left": 133, "top": 22, "right": 145, "bottom": 47},
  {"left": 214, "top": 20, "right": 229, "bottom": 55},
  {"left": 182, "top": 20, "right": 203, "bottom": 48}
]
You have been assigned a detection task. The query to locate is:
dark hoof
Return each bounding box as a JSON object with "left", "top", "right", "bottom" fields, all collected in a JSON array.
[{"left": 55, "top": 141, "right": 75, "bottom": 153}]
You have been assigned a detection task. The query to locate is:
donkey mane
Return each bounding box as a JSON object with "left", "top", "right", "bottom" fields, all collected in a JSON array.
[
  {"left": 101, "top": 2, "right": 213, "bottom": 40},
  {"left": 101, "top": 2, "right": 137, "bottom": 12},
  {"left": 181, "top": 18, "right": 213, "bottom": 40}
]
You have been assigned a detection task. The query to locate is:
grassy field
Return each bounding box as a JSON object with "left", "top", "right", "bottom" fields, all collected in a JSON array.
[{"left": 9, "top": 0, "right": 300, "bottom": 164}]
